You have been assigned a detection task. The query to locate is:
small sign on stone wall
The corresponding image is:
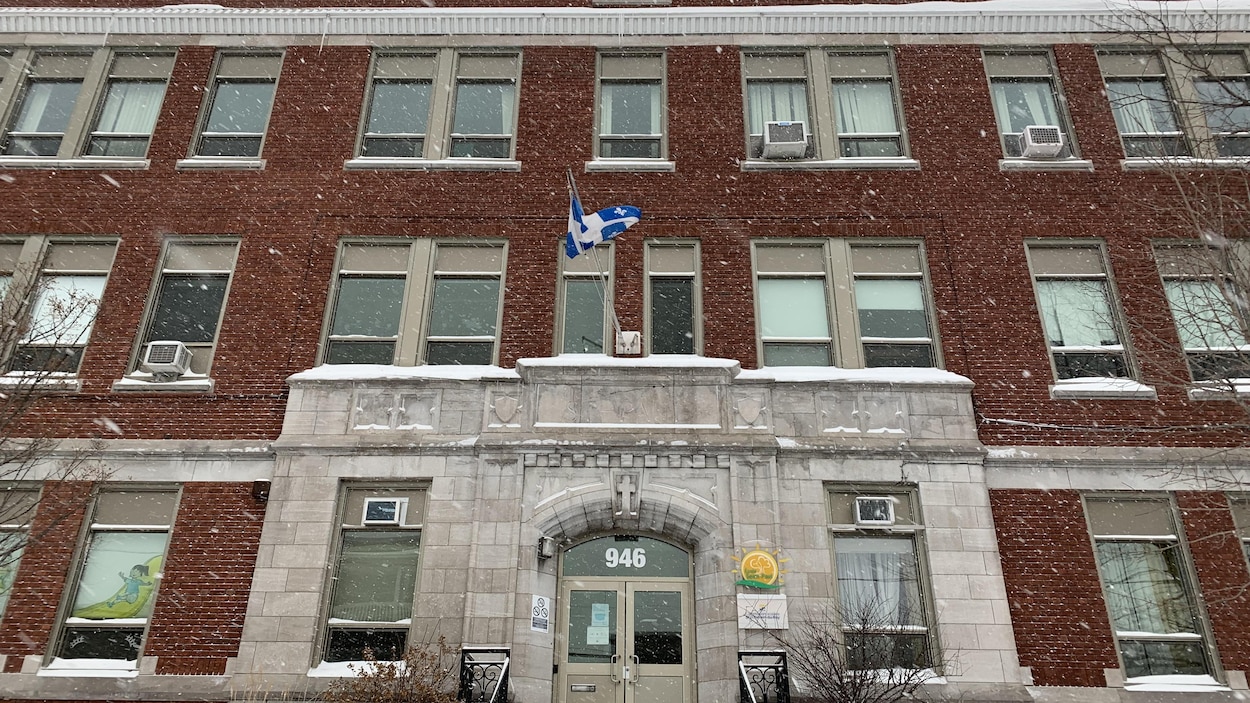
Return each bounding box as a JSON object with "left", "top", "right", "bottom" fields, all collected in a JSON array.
[
  {"left": 738, "top": 594, "right": 788, "bottom": 629},
  {"left": 531, "top": 595, "right": 551, "bottom": 633}
]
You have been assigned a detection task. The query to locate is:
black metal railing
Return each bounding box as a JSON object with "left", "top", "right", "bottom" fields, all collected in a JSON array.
[
  {"left": 739, "top": 650, "right": 790, "bottom": 703},
  {"left": 458, "top": 647, "right": 510, "bottom": 703}
]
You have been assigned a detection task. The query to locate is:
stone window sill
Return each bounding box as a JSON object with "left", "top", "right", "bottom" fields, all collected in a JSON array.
[
  {"left": 584, "top": 159, "right": 675, "bottom": 173},
  {"left": 741, "top": 157, "right": 920, "bottom": 172},
  {"left": 1050, "top": 378, "right": 1157, "bottom": 400},
  {"left": 176, "top": 157, "right": 266, "bottom": 171},
  {"left": 0, "top": 373, "right": 82, "bottom": 392},
  {"left": 0, "top": 157, "right": 150, "bottom": 170},
  {"left": 999, "top": 158, "right": 1094, "bottom": 172},
  {"left": 112, "top": 373, "right": 214, "bottom": 393},
  {"left": 1121, "top": 157, "right": 1250, "bottom": 171},
  {"left": 343, "top": 157, "right": 521, "bottom": 172}
]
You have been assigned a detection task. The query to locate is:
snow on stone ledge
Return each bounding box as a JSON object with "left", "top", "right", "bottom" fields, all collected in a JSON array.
[
  {"left": 739, "top": 366, "right": 971, "bottom": 385},
  {"left": 308, "top": 660, "right": 403, "bottom": 677},
  {"left": 1049, "top": 376, "right": 1157, "bottom": 399},
  {"left": 519, "top": 354, "right": 742, "bottom": 370},
  {"left": 39, "top": 658, "right": 137, "bottom": 677},
  {"left": 1124, "top": 674, "right": 1228, "bottom": 692},
  {"left": 289, "top": 364, "right": 520, "bottom": 383}
]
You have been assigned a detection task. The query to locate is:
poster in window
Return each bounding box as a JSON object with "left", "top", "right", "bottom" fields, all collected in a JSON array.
[{"left": 71, "top": 532, "right": 168, "bottom": 620}]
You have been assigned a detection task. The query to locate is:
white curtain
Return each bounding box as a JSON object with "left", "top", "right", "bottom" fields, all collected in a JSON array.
[
  {"left": 94, "top": 81, "right": 165, "bottom": 135},
  {"left": 991, "top": 80, "right": 1059, "bottom": 133},
  {"left": 1097, "top": 541, "right": 1195, "bottom": 635},
  {"left": 833, "top": 80, "right": 897, "bottom": 135},
  {"left": 1036, "top": 279, "right": 1118, "bottom": 347},
  {"left": 834, "top": 537, "right": 922, "bottom": 627},
  {"left": 747, "top": 81, "right": 809, "bottom": 134},
  {"left": 758, "top": 278, "right": 829, "bottom": 338},
  {"left": 1106, "top": 80, "right": 1176, "bottom": 135},
  {"left": 13, "top": 80, "right": 80, "bottom": 132}
]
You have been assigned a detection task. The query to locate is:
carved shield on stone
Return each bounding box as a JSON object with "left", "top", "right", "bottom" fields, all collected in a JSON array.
[
  {"left": 493, "top": 396, "right": 520, "bottom": 424},
  {"left": 737, "top": 398, "right": 763, "bottom": 426}
]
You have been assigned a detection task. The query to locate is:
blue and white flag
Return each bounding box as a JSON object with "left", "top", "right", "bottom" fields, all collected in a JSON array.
[{"left": 565, "top": 192, "right": 642, "bottom": 259}]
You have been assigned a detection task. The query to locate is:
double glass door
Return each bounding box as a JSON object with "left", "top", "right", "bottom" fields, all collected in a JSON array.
[{"left": 557, "top": 537, "right": 694, "bottom": 703}]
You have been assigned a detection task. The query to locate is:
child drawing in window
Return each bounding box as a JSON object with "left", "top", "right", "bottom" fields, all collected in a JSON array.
[{"left": 105, "top": 564, "right": 152, "bottom": 607}]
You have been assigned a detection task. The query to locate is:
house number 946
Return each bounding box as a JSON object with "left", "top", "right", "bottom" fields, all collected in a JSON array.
[{"left": 605, "top": 547, "right": 647, "bottom": 568}]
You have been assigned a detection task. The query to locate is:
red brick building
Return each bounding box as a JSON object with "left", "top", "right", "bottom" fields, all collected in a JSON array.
[{"left": 0, "top": 0, "right": 1248, "bottom": 702}]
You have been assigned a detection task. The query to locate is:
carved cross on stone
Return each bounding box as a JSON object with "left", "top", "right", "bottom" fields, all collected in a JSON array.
[{"left": 616, "top": 474, "right": 639, "bottom": 517}]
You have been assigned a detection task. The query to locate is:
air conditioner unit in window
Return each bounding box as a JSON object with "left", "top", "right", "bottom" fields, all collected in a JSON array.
[
  {"left": 855, "top": 496, "right": 896, "bottom": 526},
  {"left": 1020, "top": 125, "right": 1065, "bottom": 158},
  {"left": 762, "top": 120, "right": 808, "bottom": 159},
  {"left": 363, "top": 497, "right": 407, "bottom": 525},
  {"left": 141, "top": 341, "right": 192, "bottom": 380}
]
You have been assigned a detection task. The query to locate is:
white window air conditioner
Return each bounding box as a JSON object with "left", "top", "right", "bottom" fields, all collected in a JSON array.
[
  {"left": 141, "top": 341, "right": 192, "bottom": 380},
  {"left": 855, "top": 496, "right": 896, "bottom": 526},
  {"left": 762, "top": 120, "right": 808, "bottom": 159},
  {"left": 1020, "top": 125, "right": 1065, "bottom": 158},
  {"left": 363, "top": 497, "right": 407, "bottom": 525}
]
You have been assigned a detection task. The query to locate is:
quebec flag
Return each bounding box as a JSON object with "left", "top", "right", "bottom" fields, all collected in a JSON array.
[{"left": 565, "top": 192, "right": 642, "bottom": 259}]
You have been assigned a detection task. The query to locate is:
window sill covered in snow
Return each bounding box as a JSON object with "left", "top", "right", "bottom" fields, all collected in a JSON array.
[
  {"left": 1123, "top": 674, "right": 1229, "bottom": 692},
  {"left": 343, "top": 157, "right": 521, "bottom": 172},
  {"left": 39, "top": 658, "right": 138, "bottom": 677},
  {"left": 1188, "top": 379, "right": 1250, "bottom": 400},
  {"left": 741, "top": 157, "right": 920, "bottom": 171},
  {"left": 308, "top": 660, "right": 403, "bottom": 677},
  {"left": 0, "top": 372, "right": 82, "bottom": 393},
  {"left": 112, "top": 372, "right": 214, "bottom": 393},
  {"left": 999, "top": 158, "right": 1094, "bottom": 172},
  {"left": 1122, "top": 156, "right": 1250, "bottom": 171},
  {"left": 1049, "top": 376, "right": 1157, "bottom": 399},
  {"left": 0, "top": 156, "right": 149, "bottom": 170},
  {"left": 175, "top": 157, "right": 265, "bottom": 171},
  {"left": 585, "top": 158, "right": 676, "bottom": 173}
]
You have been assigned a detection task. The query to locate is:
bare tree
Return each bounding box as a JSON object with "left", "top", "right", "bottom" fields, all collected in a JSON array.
[{"left": 318, "top": 637, "right": 461, "bottom": 703}]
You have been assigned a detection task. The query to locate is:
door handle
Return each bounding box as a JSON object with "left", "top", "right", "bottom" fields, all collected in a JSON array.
[
  {"left": 628, "top": 654, "right": 640, "bottom": 683},
  {"left": 610, "top": 654, "right": 621, "bottom": 684}
]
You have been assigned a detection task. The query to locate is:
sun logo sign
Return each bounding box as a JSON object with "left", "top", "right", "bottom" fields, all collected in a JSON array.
[{"left": 733, "top": 544, "right": 788, "bottom": 590}]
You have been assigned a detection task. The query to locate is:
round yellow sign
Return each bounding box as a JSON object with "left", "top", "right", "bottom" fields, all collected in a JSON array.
[{"left": 737, "top": 549, "right": 780, "bottom": 588}]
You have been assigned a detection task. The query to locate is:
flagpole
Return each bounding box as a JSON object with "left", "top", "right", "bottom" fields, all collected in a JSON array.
[{"left": 567, "top": 169, "right": 624, "bottom": 353}]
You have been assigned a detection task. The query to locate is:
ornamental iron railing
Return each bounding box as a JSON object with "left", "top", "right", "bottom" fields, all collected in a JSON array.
[
  {"left": 458, "top": 647, "right": 510, "bottom": 703},
  {"left": 739, "top": 650, "right": 791, "bottom": 703}
]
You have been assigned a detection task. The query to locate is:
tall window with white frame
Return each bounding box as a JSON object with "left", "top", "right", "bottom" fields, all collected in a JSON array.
[
  {"left": 84, "top": 53, "right": 173, "bottom": 158},
  {"left": 2, "top": 52, "right": 89, "bottom": 157},
  {"left": 449, "top": 54, "right": 518, "bottom": 159},
  {"left": 1193, "top": 52, "right": 1250, "bottom": 158},
  {"left": 559, "top": 244, "right": 613, "bottom": 354},
  {"left": 53, "top": 489, "right": 177, "bottom": 671},
  {"left": 829, "top": 53, "right": 904, "bottom": 158},
  {"left": 597, "top": 53, "right": 664, "bottom": 160},
  {"left": 1098, "top": 52, "right": 1189, "bottom": 158},
  {"left": 0, "top": 488, "right": 38, "bottom": 619},
  {"left": 646, "top": 241, "right": 699, "bottom": 355},
  {"left": 136, "top": 240, "right": 238, "bottom": 378},
  {"left": 1086, "top": 496, "right": 1212, "bottom": 680},
  {"left": 359, "top": 53, "right": 434, "bottom": 159},
  {"left": 1155, "top": 243, "right": 1250, "bottom": 382},
  {"left": 323, "top": 241, "right": 506, "bottom": 366},
  {"left": 322, "top": 486, "right": 425, "bottom": 664},
  {"left": 744, "top": 53, "right": 813, "bottom": 160},
  {"left": 192, "top": 53, "right": 281, "bottom": 158},
  {"left": 423, "top": 244, "right": 505, "bottom": 365},
  {"left": 851, "top": 245, "right": 935, "bottom": 367},
  {"left": 1026, "top": 243, "right": 1130, "bottom": 380},
  {"left": 827, "top": 488, "right": 935, "bottom": 670},
  {"left": 754, "top": 243, "right": 833, "bottom": 366},
  {"left": 985, "top": 50, "right": 1077, "bottom": 159},
  {"left": 0, "top": 237, "right": 116, "bottom": 376}
]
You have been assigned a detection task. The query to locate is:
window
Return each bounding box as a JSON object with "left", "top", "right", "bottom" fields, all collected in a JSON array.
[
  {"left": 0, "top": 237, "right": 116, "bottom": 376},
  {"left": 0, "top": 49, "right": 172, "bottom": 161},
  {"left": 1026, "top": 243, "right": 1130, "bottom": 380},
  {"left": 558, "top": 243, "right": 613, "bottom": 354},
  {"left": 135, "top": 240, "right": 238, "bottom": 377},
  {"left": 743, "top": 50, "right": 906, "bottom": 162},
  {"left": 0, "top": 488, "right": 37, "bottom": 618},
  {"left": 1099, "top": 52, "right": 1189, "bottom": 158},
  {"left": 985, "top": 50, "right": 1077, "bottom": 159},
  {"left": 323, "top": 486, "right": 424, "bottom": 663},
  {"left": 646, "top": 241, "right": 699, "bottom": 354},
  {"left": 323, "top": 241, "right": 506, "bottom": 366},
  {"left": 753, "top": 240, "right": 938, "bottom": 368},
  {"left": 53, "top": 490, "right": 176, "bottom": 670},
  {"left": 355, "top": 51, "right": 519, "bottom": 162},
  {"left": 1231, "top": 498, "right": 1250, "bottom": 565},
  {"left": 597, "top": 53, "right": 664, "bottom": 160},
  {"left": 828, "top": 488, "right": 935, "bottom": 670},
  {"left": 1086, "top": 497, "right": 1212, "bottom": 680},
  {"left": 1155, "top": 243, "right": 1250, "bottom": 382},
  {"left": 192, "top": 53, "right": 281, "bottom": 159},
  {"left": 1193, "top": 52, "right": 1250, "bottom": 158}
]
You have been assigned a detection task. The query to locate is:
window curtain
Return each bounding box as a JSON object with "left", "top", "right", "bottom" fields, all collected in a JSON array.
[
  {"left": 1036, "top": 279, "right": 1118, "bottom": 347},
  {"left": 1165, "top": 279, "right": 1248, "bottom": 348},
  {"left": 834, "top": 537, "right": 923, "bottom": 627},
  {"left": 94, "top": 81, "right": 164, "bottom": 135},
  {"left": 833, "top": 80, "right": 897, "bottom": 135},
  {"left": 759, "top": 278, "right": 830, "bottom": 339},
  {"left": 601, "top": 82, "right": 659, "bottom": 136},
  {"left": 991, "top": 80, "right": 1059, "bottom": 133},
  {"left": 13, "top": 81, "right": 80, "bottom": 132},
  {"left": 747, "top": 81, "right": 809, "bottom": 134},
  {"left": 1097, "top": 541, "right": 1196, "bottom": 635},
  {"left": 329, "top": 531, "right": 421, "bottom": 623},
  {"left": 1106, "top": 80, "right": 1177, "bottom": 134}
]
